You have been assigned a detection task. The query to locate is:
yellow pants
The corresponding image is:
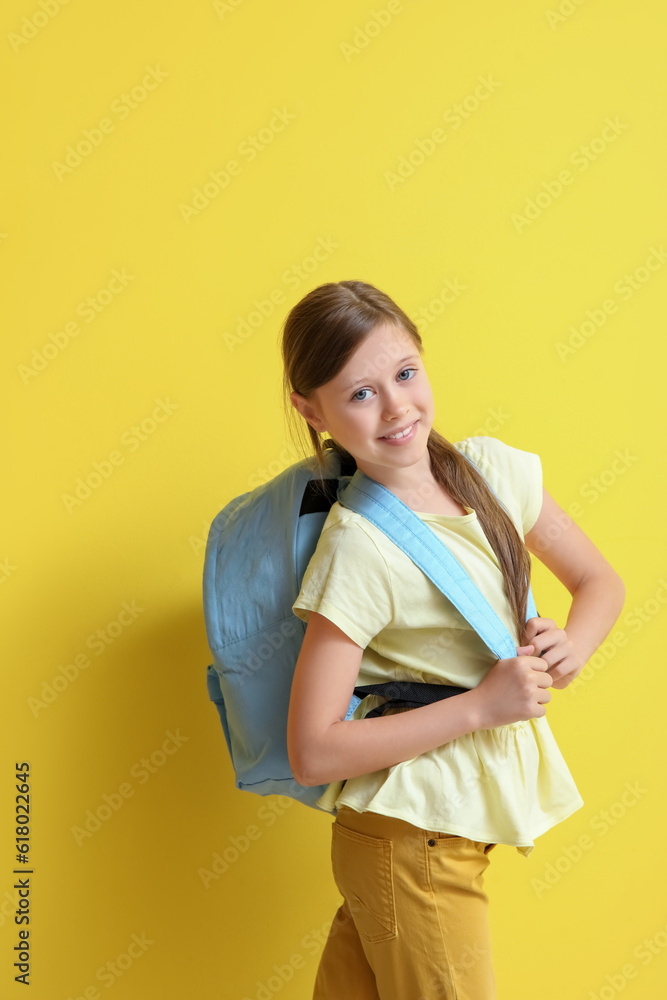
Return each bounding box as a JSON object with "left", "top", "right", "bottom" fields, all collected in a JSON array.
[{"left": 313, "top": 806, "right": 497, "bottom": 1000}]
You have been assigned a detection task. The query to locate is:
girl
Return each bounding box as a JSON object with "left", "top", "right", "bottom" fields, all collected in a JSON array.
[{"left": 281, "top": 280, "right": 625, "bottom": 1000}]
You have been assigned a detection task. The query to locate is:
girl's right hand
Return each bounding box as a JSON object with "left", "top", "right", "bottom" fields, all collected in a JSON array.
[{"left": 470, "top": 644, "right": 552, "bottom": 730}]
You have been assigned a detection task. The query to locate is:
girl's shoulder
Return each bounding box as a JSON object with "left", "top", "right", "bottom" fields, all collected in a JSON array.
[
  {"left": 322, "top": 499, "right": 366, "bottom": 528},
  {"left": 455, "top": 435, "right": 541, "bottom": 481},
  {"left": 318, "top": 500, "right": 382, "bottom": 546},
  {"left": 310, "top": 500, "right": 397, "bottom": 578},
  {"left": 455, "top": 436, "right": 543, "bottom": 534}
]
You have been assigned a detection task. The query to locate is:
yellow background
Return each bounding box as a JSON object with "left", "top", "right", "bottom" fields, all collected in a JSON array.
[{"left": 3, "top": 0, "right": 666, "bottom": 997}]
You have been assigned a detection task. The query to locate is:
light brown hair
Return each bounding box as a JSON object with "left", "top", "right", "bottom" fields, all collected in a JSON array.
[{"left": 280, "top": 279, "right": 533, "bottom": 645}]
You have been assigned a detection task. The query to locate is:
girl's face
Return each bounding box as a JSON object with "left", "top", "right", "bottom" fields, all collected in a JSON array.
[{"left": 291, "top": 322, "right": 436, "bottom": 489}]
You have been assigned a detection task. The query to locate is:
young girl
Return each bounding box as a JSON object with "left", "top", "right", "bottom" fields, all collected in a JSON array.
[{"left": 281, "top": 280, "right": 625, "bottom": 1000}]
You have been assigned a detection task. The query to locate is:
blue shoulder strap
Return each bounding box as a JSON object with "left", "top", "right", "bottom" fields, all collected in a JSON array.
[{"left": 337, "top": 466, "right": 538, "bottom": 663}]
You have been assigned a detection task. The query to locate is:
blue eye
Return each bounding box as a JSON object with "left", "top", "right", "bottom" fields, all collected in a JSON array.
[
  {"left": 351, "top": 367, "right": 417, "bottom": 402},
  {"left": 352, "top": 388, "right": 372, "bottom": 402}
]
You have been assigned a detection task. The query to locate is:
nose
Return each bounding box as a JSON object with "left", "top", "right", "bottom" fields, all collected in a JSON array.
[{"left": 381, "top": 385, "right": 410, "bottom": 420}]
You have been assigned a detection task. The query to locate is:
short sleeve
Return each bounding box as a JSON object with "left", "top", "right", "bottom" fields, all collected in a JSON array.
[
  {"left": 459, "top": 436, "right": 543, "bottom": 535},
  {"left": 292, "top": 517, "right": 394, "bottom": 649}
]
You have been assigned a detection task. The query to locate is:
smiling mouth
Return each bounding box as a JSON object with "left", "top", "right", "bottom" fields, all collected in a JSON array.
[{"left": 379, "top": 420, "right": 417, "bottom": 440}]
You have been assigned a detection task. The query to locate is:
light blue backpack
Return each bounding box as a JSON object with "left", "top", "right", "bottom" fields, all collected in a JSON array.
[{"left": 203, "top": 441, "right": 538, "bottom": 812}]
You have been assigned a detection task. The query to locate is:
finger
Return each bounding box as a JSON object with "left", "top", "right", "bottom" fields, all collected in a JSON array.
[
  {"left": 533, "top": 617, "right": 557, "bottom": 632},
  {"left": 523, "top": 618, "right": 557, "bottom": 647},
  {"left": 531, "top": 658, "right": 552, "bottom": 675},
  {"left": 533, "top": 643, "right": 554, "bottom": 666},
  {"left": 522, "top": 616, "right": 549, "bottom": 634}
]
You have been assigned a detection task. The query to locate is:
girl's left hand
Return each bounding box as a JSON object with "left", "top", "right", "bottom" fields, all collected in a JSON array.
[{"left": 518, "top": 617, "right": 582, "bottom": 690}]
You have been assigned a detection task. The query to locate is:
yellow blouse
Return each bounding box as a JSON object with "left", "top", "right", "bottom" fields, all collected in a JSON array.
[{"left": 291, "top": 436, "right": 583, "bottom": 857}]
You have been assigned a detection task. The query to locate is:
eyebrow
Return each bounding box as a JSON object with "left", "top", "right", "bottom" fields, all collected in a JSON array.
[{"left": 342, "top": 355, "right": 420, "bottom": 392}]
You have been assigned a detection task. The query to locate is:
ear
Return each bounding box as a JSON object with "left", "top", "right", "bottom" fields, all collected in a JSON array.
[{"left": 290, "top": 390, "right": 327, "bottom": 433}]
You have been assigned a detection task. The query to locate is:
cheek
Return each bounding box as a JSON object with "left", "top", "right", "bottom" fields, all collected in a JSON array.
[
  {"left": 418, "top": 385, "right": 435, "bottom": 411},
  {"left": 352, "top": 411, "right": 377, "bottom": 439}
]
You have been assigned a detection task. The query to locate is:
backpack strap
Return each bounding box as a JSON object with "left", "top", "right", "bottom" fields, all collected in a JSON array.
[
  {"left": 337, "top": 461, "right": 538, "bottom": 720},
  {"left": 338, "top": 469, "right": 537, "bottom": 658},
  {"left": 353, "top": 680, "right": 471, "bottom": 719}
]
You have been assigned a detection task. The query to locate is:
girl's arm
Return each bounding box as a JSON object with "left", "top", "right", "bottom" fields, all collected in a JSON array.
[
  {"left": 287, "top": 611, "right": 550, "bottom": 787},
  {"left": 523, "top": 488, "right": 626, "bottom": 686},
  {"left": 288, "top": 611, "right": 480, "bottom": 786}
]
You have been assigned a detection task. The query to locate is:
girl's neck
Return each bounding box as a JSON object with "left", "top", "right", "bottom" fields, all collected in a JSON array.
[{"left": 355, "top": 456, "right": 461, "bottom": 514}]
